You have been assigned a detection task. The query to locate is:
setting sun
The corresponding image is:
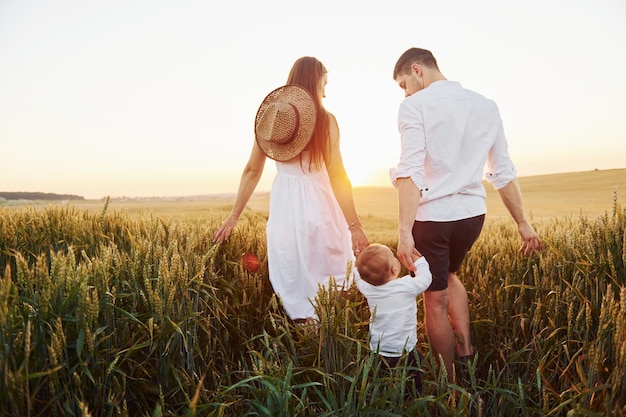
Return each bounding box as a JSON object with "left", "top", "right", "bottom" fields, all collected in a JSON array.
[
  {"left": 1, "top": 1, "right": 623, "bottom": 200},
  {"left": 344, "top": 159, "right": 390, "bottom": 188}
]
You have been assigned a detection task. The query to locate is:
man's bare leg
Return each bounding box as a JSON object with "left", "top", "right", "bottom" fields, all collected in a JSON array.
[
  {"left": 447, "top": 272, "right": 473, "bottom": 358},
  {"left": 423, "top": 289, "right": 456, "bottom": 381}
]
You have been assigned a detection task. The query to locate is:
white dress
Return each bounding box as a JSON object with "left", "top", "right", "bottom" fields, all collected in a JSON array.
[{"left": 266, "top": 151, "right": 354, "bottom": 320}]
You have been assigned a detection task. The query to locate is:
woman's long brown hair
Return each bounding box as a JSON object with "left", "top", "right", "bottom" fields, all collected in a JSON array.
[{"left": 285, "top": 56, "right": 329, "bottom": 169}]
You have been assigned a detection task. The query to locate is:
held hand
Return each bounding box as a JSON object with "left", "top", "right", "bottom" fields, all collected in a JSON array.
[
  {"left": 212, "top": 215, "right": 239, "bottom": 243},
  {"left": 351, "top": 227, "right": 370, "bottom": 257},
  {"left": 410, "top": 250, "right": 423, "bottom": 264},
  {"left": 518, "top": 222, "right": 542, "bottom": 256},
  {"left": 397, "top": 234, "right": 420, "bottom": 272}
]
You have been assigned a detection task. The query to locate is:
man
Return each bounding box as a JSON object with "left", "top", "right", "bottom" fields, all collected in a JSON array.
[{"left": 389, "top": 47, "right": 542, "bottom": 383}]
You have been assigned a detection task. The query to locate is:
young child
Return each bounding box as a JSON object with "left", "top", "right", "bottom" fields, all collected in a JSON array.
[{"left": 355, "top": 243, "right": 432, "bottom": 394}]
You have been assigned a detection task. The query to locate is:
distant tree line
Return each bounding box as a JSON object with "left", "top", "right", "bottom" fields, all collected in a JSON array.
[{"left": 0, "top": 192, "right": 85, "bottom": 201}]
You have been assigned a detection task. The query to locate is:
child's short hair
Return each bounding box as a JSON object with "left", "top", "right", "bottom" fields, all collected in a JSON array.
[{"left": 355, "top": 243, "right": 393, "bottom": 286}]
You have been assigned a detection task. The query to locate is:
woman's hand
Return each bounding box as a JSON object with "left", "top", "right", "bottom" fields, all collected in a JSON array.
[
  {"left": 351, "top": 226, "right": 369, "bottom": 257},
  {"left": 212, "top": 215, "right": 239, "bottom": 243}
]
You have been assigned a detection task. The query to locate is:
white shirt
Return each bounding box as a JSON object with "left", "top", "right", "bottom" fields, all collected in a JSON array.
[
  {"left": 355, "top": 257, "right": 432, "bottom": 357},
  {"left": 389, "top": 80, "right": 517, "bottom": 222}
]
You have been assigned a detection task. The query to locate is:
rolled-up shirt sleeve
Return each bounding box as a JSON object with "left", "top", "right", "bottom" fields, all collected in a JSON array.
[
  {"left": 389, "top": 100, "right": 427, "bottom": 190},
  {"left": 484, "top": 110, "right": 517, "bottom": 190}
]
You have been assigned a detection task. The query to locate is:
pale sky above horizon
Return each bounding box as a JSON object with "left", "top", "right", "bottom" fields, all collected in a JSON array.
[{"left": 1, "top": 0, "right": 625, "bottom": 200}]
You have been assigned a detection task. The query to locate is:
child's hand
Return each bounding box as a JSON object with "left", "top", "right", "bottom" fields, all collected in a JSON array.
[
  {"left": 409, "top": 249, "right": 423, "bottom": 277},
  {"left": 410, "top": 249, "right": 423, "bottom": 264}
]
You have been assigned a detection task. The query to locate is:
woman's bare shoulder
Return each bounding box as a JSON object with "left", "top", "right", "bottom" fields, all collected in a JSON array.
[{"left": 326, "top": 111, "right": 340, "bottom": 140}]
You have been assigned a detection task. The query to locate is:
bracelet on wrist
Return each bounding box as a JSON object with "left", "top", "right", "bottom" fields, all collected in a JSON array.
[{"left": 348, "top": 218, "right": 361, "bottom": 230}]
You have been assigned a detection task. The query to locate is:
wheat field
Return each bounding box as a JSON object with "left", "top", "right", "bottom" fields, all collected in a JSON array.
[{"left": 0, "top": 168, "right": 624, "bottom": 416}]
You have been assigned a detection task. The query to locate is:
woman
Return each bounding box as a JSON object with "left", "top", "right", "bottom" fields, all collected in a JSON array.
[{"left": 212, "top": 56, "right": 369, "bottom": 322}]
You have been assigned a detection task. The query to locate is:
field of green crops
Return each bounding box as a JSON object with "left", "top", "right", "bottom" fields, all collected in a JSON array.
[{"left": 1, "top": 174, "right": 625, "bottom": 416}]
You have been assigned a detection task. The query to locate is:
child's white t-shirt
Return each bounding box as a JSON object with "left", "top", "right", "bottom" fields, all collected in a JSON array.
[{"left": 355, "top": 257, "right": 432, "bottom": 357}]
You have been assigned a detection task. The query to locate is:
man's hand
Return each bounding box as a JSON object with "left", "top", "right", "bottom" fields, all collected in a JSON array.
[
  {"left": 396, "top": 177, "right": 422, "bottom": 272},
  {"left": 518, "top": 221, "right": 542, "bottom": 256},
  {"left": 397, "top": 233, "right": 421, "bottom": 272}
]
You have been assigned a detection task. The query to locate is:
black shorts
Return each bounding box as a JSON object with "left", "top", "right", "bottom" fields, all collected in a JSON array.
[{"left": 412, "top": 214, "right": 485, "bottom": 292}]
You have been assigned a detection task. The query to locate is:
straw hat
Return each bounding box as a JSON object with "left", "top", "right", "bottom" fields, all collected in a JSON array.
[{"left": 254, "top": 85, "right": 317, "bottom": 161}]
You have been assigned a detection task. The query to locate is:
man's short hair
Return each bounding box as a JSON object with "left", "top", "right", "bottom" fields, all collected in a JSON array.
[{"left": 393, "top": 47, "right": 439, "bottom": 79}]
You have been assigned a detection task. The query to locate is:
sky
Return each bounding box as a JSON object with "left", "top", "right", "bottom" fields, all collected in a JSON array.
[{"left": 1, "top": 0, "right": 625, "bottom": 200}]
